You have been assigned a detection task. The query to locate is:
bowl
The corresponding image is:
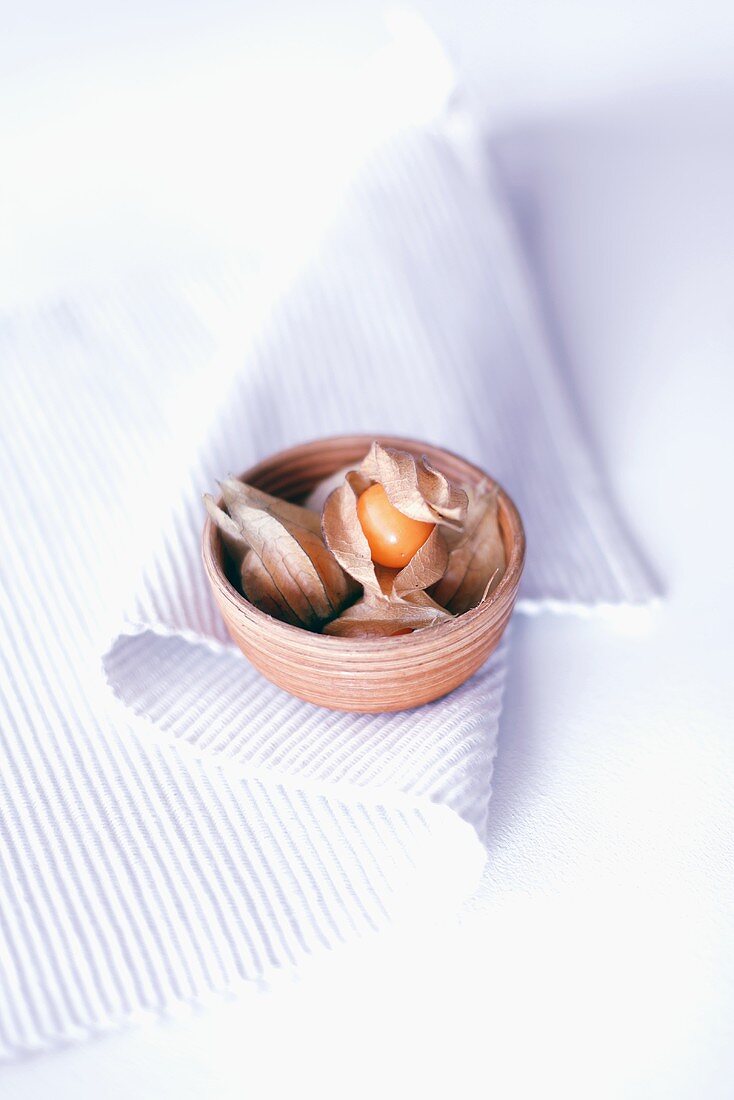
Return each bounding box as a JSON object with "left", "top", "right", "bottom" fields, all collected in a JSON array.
[{"left": 202, "top": 434, "right": 525, "bottom": 712}]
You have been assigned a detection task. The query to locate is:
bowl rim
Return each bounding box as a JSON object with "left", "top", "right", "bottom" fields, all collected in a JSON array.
[{"left": 202, "top": 432, "right": 526, "bottom": 651}]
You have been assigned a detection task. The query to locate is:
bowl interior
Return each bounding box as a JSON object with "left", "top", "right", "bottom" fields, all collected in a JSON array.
[{"left": 207, "top": 434, "right": 524, "bottom": 636}]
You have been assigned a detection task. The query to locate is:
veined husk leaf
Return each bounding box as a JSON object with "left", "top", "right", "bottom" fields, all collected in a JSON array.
[
  {"left": 431, "top": 480, "right": 506, "bottom": 614},
  {"left": 220, "top": 478, "right": 323, "bottom": 535},
  {"left": 322, "top": 475, "right": 453, "bottom": 637},
  {"left": 391, "top": 526, "right": 448, "bottom": 596},
  {"left": 320, "top": 471, "right": 380, "bottom": 596},
  {"left": 322, "top": 589, "right": 451, "bottom": 637},
  {"left": 204, "top": 479, "right": 358, "bottom": 629},
  {"left": 360, "top": 441, "right": 467, "bottom": 528}
]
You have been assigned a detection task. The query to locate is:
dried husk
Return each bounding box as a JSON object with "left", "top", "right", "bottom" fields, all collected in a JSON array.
[
  {"left": 207, "top": 445, "right": 503, "bottom": 638},
  {"left": 220, "top": 478, "right": 323, "bottom": 535},
  {"left": 204, "top": 480, "right": 358, "bottom": 630},
  {"left": 360, "top": 442, "right": 468, "bottom": 529},
  {"left": 322, "top": 590, "right": 451, "bottom": 637},
  {"left": 431, "top": 481, "right": 506, "bottom": 615},
  {"left": 391, "top": 526, "right": 448, "bottom": 596},
  {"left": 321, "top": 474, "right": 453, "bottom": 637},
  {"left": 240, "top": 549, "right": 304, "bottom": 625},
  {"left": 319, "top": 471, "right": 379, "bottom": 596}
]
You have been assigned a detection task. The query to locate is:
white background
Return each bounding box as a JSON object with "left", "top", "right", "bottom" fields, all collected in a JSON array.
[{"left": 2, "top": 2, "right": 733, "bottom": 1096}]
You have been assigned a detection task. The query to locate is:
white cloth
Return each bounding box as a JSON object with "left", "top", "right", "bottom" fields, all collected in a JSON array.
[{"left": 0, "top": 112, "right": 656, "bottom": 1057}]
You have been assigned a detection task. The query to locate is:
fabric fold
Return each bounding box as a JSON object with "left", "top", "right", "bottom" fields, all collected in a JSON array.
[
  {"left": 98, "top": 110, "right": 656, "bottom": 1034},
  {"left": 0, "top": 105, "right": 657, "bottom": 1057}
]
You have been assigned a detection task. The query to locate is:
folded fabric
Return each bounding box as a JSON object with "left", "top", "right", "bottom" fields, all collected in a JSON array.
[
  {"left": 0, "top": 107, "right": 656, "bottom": 1057},
  {"left": 105, "top": 109, "right": 655, "bottom": 1006}
]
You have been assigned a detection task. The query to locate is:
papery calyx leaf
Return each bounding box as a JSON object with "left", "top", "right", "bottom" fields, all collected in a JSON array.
[
  {"left": 320, "top": 451, "right": 457, "bottom": 637},
  {"left": 205, "top": 480, "right": 358, "bottom": 629},
  {"left": 360, "top": 442, "right": 467, "bottom": 528},
  {"left": 321, "top": 472, "right": 381, "bottom": 597},
  {"left": 431, "top": 481, "right": 505, "bottom": 614},
  {"left": 323, "top": 589, "right": 451, "bottom": 637}
]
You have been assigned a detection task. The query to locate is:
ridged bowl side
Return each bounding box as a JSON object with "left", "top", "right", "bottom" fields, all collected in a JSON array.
[{"left": 202, "top": 434, "right": 525, "bottom": 712}]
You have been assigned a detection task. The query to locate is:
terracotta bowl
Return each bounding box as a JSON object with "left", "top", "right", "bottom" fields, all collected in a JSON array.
[{"left": 202, "top": 434, "right": 525, "bottom": 712}]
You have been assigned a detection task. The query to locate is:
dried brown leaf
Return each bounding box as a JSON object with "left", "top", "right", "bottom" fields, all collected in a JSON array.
[
  {"left": 203, "top": 495, "right": 248, "bottom": 565},
  {"left": 205, "top": 482, "right": 358, "bottom": 629},
  {"left": 321, "top": 472, "right": 381, "bottom": 596},
  {"left": 319, "top": 454, "right": 455, "bottom": 637},
  {"left": 323, "top": 589, "right": 451, "bottom": 637},
  {"left": 321, "top": 475, "right": 449, "bottom": 600},
  {"left": 220, "top": 477, "right": 322, "bottom": 535},
  {"left": 431, "top": 482, "right": 506, "bottom": 615},
  {"left": 241, "top": 550, "right": 303, "bottom": 626},
  {"left": 360, "top": 442, "right": 467, "bottom": 528},
  {"left": 391, "top": 526, "right": 448, "bottom": 597}
]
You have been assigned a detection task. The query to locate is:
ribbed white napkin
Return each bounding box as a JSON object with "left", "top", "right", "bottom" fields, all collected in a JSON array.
[{"left": 0, "top": 111, "right": 655, "bottom": 1057}]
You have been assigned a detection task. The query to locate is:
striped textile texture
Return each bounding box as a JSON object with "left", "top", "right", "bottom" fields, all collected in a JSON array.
[{"left": 0, "top": 115, "right": 656, "bottom": 1057}]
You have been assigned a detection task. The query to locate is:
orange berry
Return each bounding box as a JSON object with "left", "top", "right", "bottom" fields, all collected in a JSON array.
[{"left": 357, "top": 483, "right": 434, "bottom": 568}]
